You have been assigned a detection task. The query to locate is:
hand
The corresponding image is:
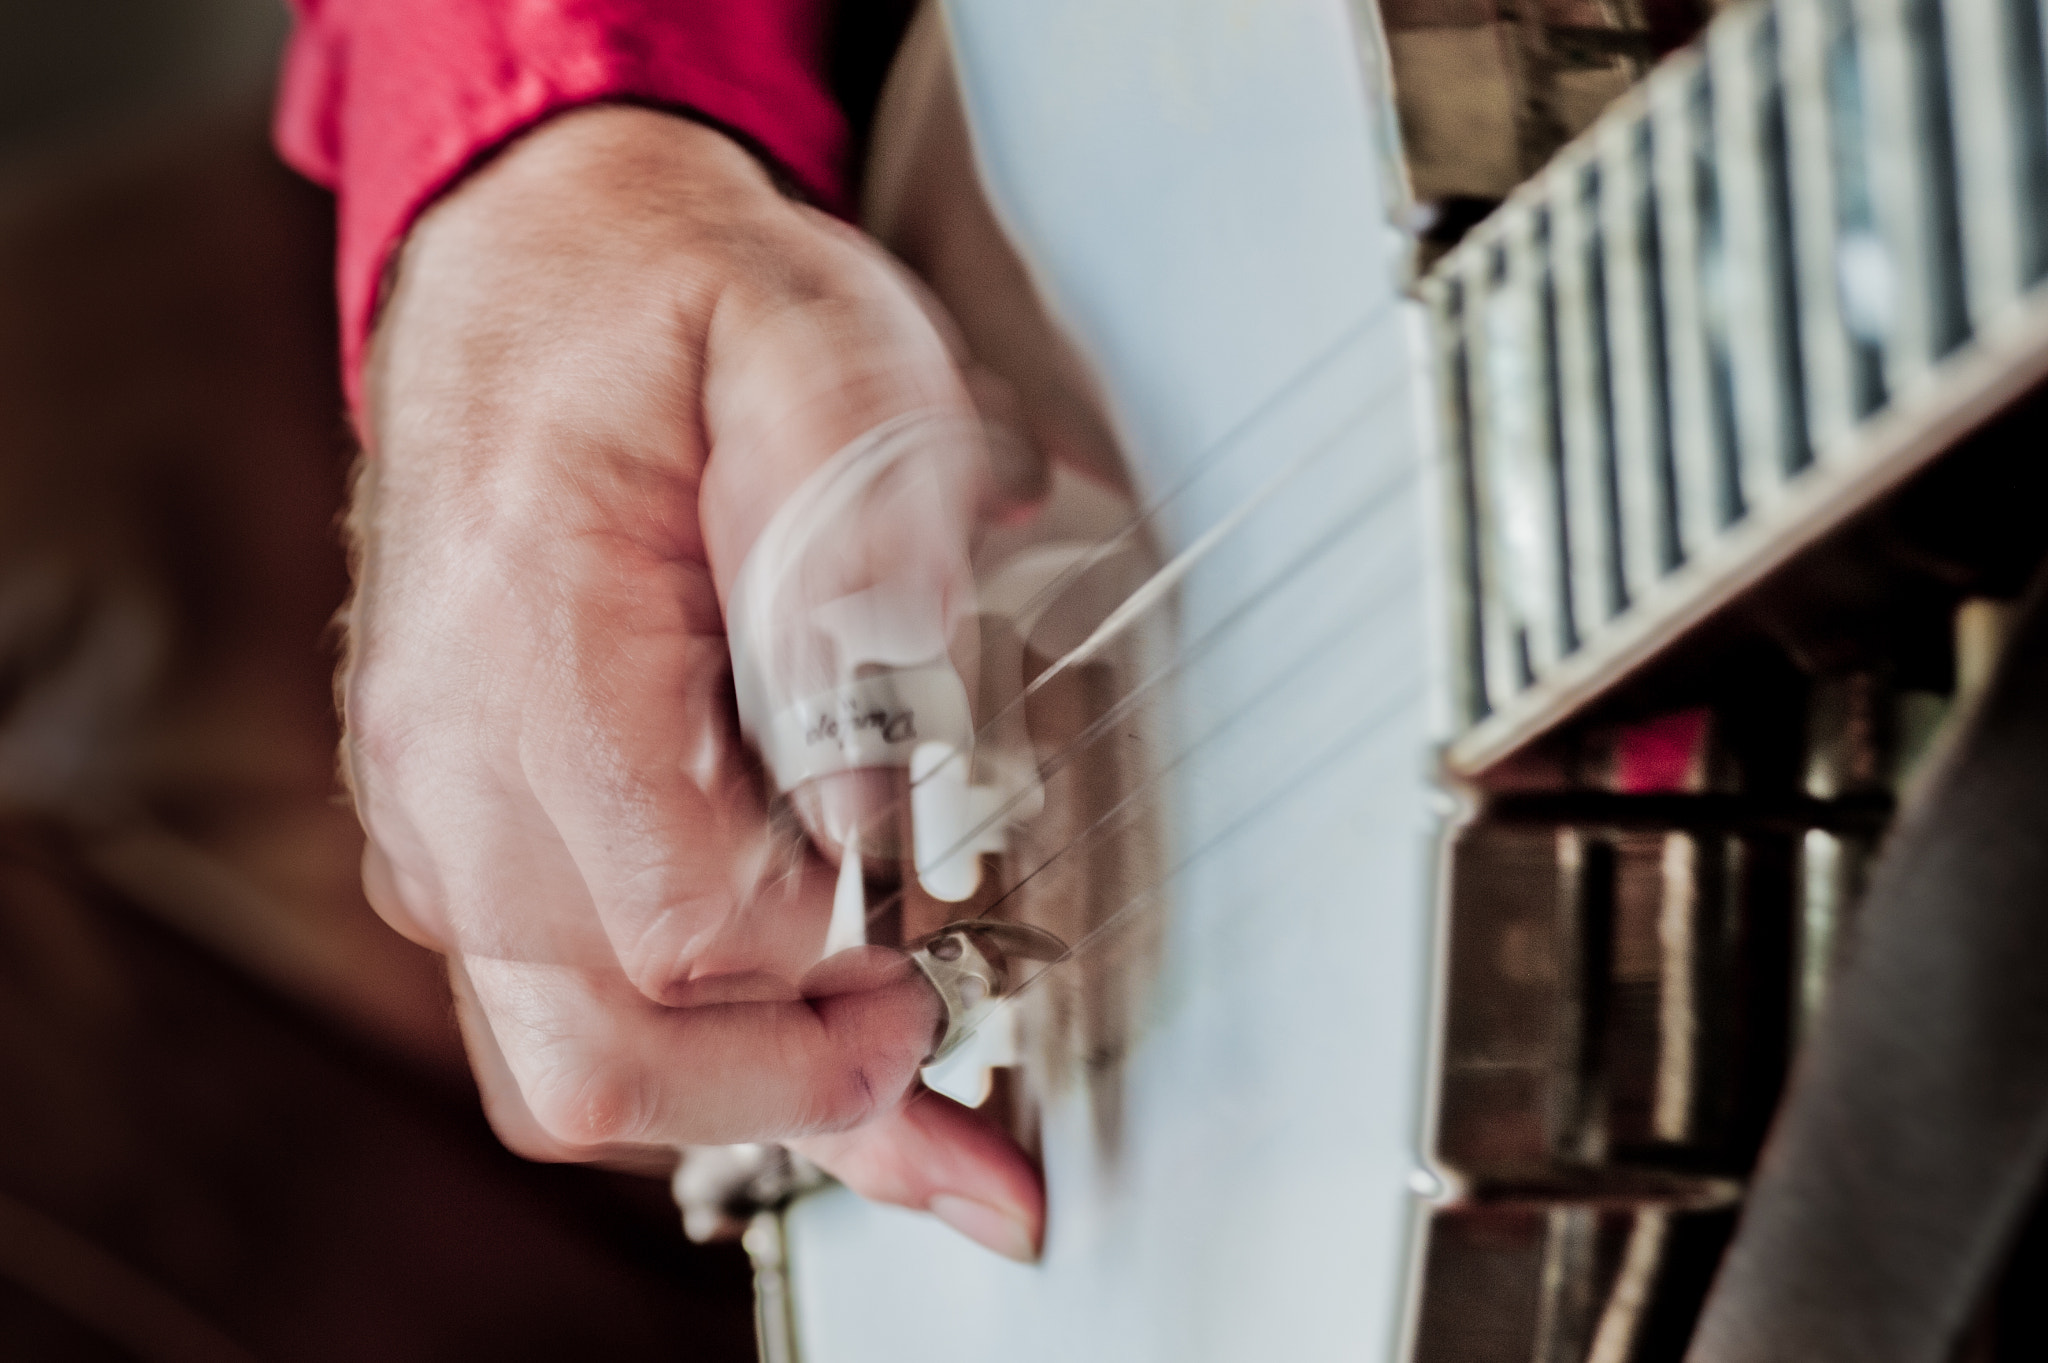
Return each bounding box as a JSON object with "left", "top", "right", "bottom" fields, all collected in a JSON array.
[{"left": 344, "top": 105, "right": 1042, "bottom": 1258}]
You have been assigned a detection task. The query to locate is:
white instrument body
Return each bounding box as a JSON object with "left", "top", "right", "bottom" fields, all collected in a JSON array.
[{"left": 785, "top": 2, "right": 1447, "bottom": 1359}]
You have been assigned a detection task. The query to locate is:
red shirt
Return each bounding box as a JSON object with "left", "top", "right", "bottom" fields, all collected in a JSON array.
[{"left": 273, "top": 0, "right": 852, "bottom": 414}]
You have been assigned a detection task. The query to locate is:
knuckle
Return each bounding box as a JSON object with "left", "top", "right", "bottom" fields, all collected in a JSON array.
[
  {"left": 525, "top": 1059, "right": 648, "bottom": 1150},
  {"left": 711, "top": 219, "right": 844, "bottom": 304},
  {"left": 800, "top": 1049, "right": 884, "bottom": 1135},
  {"left": 789, "top": 987, "right": 934, "bottom": 1136},
  {"left": 475, "top": 1089, "right": 573, "bottom": 1164},
  {"left": 342, "top": 667, "right": 427, "bottom": 777},
  {"left": 489, "top": 1124, "right": 567, "bottom": 1165},
  {"left": 359, "top": 850, "right": 448, "bottom": 951},
  {"left": 726, "top": 225, "right": 911, "bottom": 329}
]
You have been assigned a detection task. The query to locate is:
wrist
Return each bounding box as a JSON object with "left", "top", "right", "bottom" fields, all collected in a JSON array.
[
  {"left": 455, "top": 104, "right": 778, "bottom": 210},
  {"left": 364, "top": 105, "right": 782, "bottom": 456},
  {"left": 402, "top": 105, "right": 775, "bottom": 276},
  {"left": 371, "top": 105, "right": 781, "bottom": 372}
]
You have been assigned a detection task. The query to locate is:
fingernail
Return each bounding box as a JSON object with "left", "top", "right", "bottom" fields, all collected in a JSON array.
[
  {"left": 928, "top": 1193, "right": 1038, "bottom": 1263},
  {"left": 795, "top": 771, "right": 906, "bottom": 862}
]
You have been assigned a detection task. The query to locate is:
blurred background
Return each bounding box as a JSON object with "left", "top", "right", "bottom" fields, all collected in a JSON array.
[
  {"left": 0, "top": 2, "right": 757, "bottom": 1357},
  {"left": 0, "top": 1, "right": 284, "bottom": 164}
]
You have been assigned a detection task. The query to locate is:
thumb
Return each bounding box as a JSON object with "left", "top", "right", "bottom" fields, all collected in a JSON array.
[
  {"left": 789, "top": 1089, "right": 1045, "bottom": 1263},
  {"left": 701, "top": 232, "right": 994, "bottom": 861},
  {"left": 697, "top": 217, "right": 987, "bottom": 600}
]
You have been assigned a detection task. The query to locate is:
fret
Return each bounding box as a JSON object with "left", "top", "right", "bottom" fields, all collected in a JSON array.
[
  {"left": 1708, "top": 6, "right": 1806, "bottom": 508},
  {"left": 1429, "top": 0, "right": 2048, "bottom": 775},
  {"left": 1649, "top": 54, "right": 1732, "bottom": 557},
  {"left": 1459, "top": 241, "right": 1539, "bottom": 707},
  {"left": 1777, "top": 0, "right": 1866, "bottom": 455},
  {"left": 1547, "top": 151, "right": 1629, "bottom": 633},
  {"left": 1486, "top": 205, "right": 1574, "bottom": 677},
  {"left": 1944, "top": 0, "right": 2048, "bottom": 334},
  {"left": 1423, "top": 272, "right": 1495, "bottom": 726},
  {"left": 1854, "top": 0, "right": 1971, "bottom": 390},
  {"left": 1595, "top": 105, "right": 1680, "bottom": 605}
]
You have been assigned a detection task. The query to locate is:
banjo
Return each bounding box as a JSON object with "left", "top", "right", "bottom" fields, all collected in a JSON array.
[
  {"left": 735, "top": 0, "right": 2048, "bottom": 1357},
  {"left": 739, "top": 2, "right": 1443, "bottom": 1360}
]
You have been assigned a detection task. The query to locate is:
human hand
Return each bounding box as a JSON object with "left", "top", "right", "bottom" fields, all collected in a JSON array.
[{"left": 344, "top": 105, "right": 1042, "bottom": 1258}]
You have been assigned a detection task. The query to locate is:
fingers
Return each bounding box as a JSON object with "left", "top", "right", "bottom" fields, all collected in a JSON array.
[
  {"left": 350, "top": 406, "right": 827, "bottom": 994},
  {"left": 461, "top": 946, "right": 940, "bottom": 1150},
  {"left": 346, "top": 670, "right": 618, "bottom": 969},
  {"left": 517, "top": 543, "right": 835, "bottom": 998},
  {"left": 463, "top": 927, "right": 1047, "bottom": 1265},
  {"left": 447, "top": 954, "right": 589, "bottom": 1163},
  {"left": 358, "top": 842, "right": 443, "bottom": 953},
  {"left": 347, "top": 106, "right": 1045, "bottom": 1217},
  {"left": 696, "top": 227, "right": 1007, "bottom": 868},
  {"left": 696, "top": 217, "right": 985, "bottom": 600},
  {"left": 789, "top": 1089, "right": 1046, "bottom": 1263}
]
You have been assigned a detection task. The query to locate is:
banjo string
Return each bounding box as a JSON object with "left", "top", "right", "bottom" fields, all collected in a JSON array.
[
  {"left": 986, "top": 300, "right": 1402, "bottom": 644},
  {"left": 906, "top": 671, "right": 1426, "bottom": 1085},
  {"left": 965, "top": 556, "right": 1424, "bottom": 929},
  {"left": 843, "top": 358, "right": 1419, "bottom": 919},
  {"left": 860, "top": 455, "right": 1418, "bottom": 937}
]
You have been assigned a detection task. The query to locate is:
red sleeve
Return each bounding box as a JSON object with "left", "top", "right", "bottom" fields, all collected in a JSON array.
[{"left": 273, "top": 0, "right": 852, "bottom": 415}]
